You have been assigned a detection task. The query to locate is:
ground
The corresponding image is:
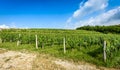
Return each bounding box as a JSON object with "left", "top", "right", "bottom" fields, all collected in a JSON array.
[{"left": 0, "top": 49, "right": 118, "bottom": 70}]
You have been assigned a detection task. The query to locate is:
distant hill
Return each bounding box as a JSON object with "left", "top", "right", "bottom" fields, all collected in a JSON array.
[{"left": 76, "top": 24, "right": 120, "bottom": 34}]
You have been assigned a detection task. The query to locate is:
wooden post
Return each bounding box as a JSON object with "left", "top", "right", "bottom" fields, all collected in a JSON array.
[
  {"left": 17, "top": 34, "right": 21, "bottom": 46},
  {"left": 63, "top": 37, "right": 66, "bottom": 54},
  {"left": 0, "top": 38, "right": 2, "bottom": 43},
  {"left": 17, "top": 41, "right": 20, "bottom": 46},
  {"left": 103, "top": 41, "right": 106, "bottom": 62},
  {"left": 42, "top": 42, "right": 44, "bottom": 49},
  {"left": 35, "top": 35, "right": 38, "bottom": 49}
]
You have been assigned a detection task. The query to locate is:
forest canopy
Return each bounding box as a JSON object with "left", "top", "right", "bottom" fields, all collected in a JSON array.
[{"left": 76, "top": 24, "right": 120, "bottom": 34}]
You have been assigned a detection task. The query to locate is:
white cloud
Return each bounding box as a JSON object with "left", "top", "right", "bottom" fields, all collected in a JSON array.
[
  {"left": 0, "top": 24, "right": 9, "bottom": 29},
  {"left": 74, "top": 6, "right": 120, "bottom": 28},
  {"left": 94, "top": 7, "right": 120, "bottom": 25},
  {"left": 0, "top": 22, "right": 17, "bottom": 29},
  {"left": 66, "top": 0, "right": 120, "bottom": 29},
  {"left": 66, "top": 0, "right": 108, "bottom": 29},
  {"left": 73, "top": 0, "right": 108, "bottom": 18},
  {"left": 66, "top": 17, "right": 72, "bottom": 23}
]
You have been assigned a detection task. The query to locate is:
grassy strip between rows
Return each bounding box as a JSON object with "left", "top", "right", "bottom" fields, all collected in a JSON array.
[{"left": 0, "top": 42, "right": 120, "bottom": 69}]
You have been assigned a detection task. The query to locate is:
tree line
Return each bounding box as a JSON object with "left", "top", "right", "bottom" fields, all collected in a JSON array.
[{"left": 76, "top": 24, "right": 120, "bottom": 34}]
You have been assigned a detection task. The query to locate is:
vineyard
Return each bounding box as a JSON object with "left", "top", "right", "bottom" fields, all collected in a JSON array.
[{"left": 0, "top": 29, "right": 120, "bottom": 68}]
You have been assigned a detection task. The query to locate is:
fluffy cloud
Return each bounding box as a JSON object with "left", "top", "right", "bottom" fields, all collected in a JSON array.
[
  {"left": 66, "top": 0, "right": 120, "bottom": 29},
  {"left": 0, "top": 22, "right": 17, "bottom": 29},
  {"left": 0, "top": 24, "right": 9, "bottom": 29},
  {"left": 75, "top": 6, "right": 120, "bottom": 28},
  {"left": 94, "top": 6, "right": 120, "bottom": 25},
  {"left": 73, "top": 0, "right": 108, "bottom": 18}
]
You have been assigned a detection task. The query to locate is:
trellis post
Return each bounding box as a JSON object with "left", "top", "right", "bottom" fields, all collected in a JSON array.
[
  {"left": 63, "top": 37, "right": 66, "bottom": 54},
  {"left": 17, "top": 34, "right": 21, "bottom": 46},
  {"left": 35, "top": 35, "right": 38, "bottom": 49},
  {"left": 0, "top": 38, "right": 2, "bottom": 43},
  {"left": 103, "top": 40, "right": 106, "bottom": 62}
]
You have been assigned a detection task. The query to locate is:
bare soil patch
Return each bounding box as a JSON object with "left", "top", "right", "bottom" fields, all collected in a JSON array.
[{"left": 0, "top": 50, "right": 36, "bottom": 70}]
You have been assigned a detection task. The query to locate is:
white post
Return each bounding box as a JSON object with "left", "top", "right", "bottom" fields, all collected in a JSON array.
[
  {"left": 42, "top": 42, "right": 44, "bottom": 49},
  {"left": 63, "top": 37, "right": 66, "bottom": 54},
  {"left": 35, "top": 35, "right": 38, "bottom": 49},
  {"left": 0, "top": 38, "right": 2, "bottom": 43},
  {"left": 17, "top": 34, "right": 21, "bottom": 46},
  {"left": 17, "top": 41, "right": 20, "bottom": 46},
  {"left": 103, "top": 41, "right": 106, "bottom": 62}
]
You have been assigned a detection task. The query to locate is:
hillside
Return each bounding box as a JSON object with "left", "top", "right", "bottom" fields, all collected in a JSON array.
[{"left": 0, "top": 29, "right": 120, "bottom": 69}]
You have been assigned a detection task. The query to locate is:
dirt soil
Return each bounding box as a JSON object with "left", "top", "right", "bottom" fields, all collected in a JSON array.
[
  {"left": 0, "top": 49, "right": 36, "bottom": 70},
  {"left": 0, "top": 49, "right": 118, "bottom": 70}
]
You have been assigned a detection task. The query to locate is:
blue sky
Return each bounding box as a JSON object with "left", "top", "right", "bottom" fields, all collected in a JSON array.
[{"left": 0, "top": 0, "right": 120, "bottom": 29}]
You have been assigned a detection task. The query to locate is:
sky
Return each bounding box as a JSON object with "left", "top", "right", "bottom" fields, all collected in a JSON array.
[{"left": 0, "top": 0, "right": 120, "bottom": 29}]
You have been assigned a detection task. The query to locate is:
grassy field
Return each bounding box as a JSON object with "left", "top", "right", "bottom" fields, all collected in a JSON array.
[{"left": 0, "top": 29, "right": 120, "bottom": 68}]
